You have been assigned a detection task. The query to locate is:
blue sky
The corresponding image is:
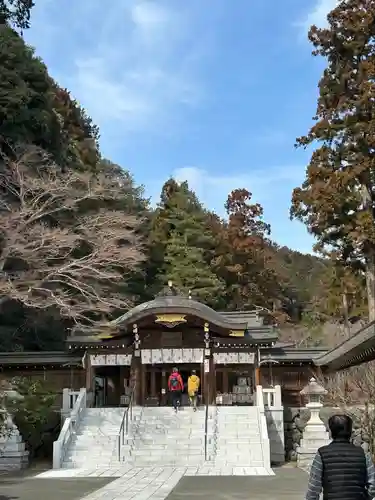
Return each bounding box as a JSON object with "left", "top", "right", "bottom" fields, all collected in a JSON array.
[{"left": 24, "top": 0, "right": 339, "bottom": 255}]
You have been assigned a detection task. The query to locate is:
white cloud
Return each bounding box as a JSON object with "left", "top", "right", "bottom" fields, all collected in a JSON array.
[
  {"left": 296, "top": 0, "right": 340, "bottom": 36},
  {"left": 147, "top": 165, "right": 314, "bottom": 253},
  {"left": 150, "top": 164, "right": 304, "bottom": 213},
  {"left": 173, "top": 165, "right": 300, "bottom": 192},
  {"left": 25, "top": 0, "right": 205, "bottom": 135}
]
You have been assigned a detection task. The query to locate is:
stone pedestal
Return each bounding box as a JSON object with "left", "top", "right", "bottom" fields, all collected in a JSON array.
[
  {"left": 0, "top": 414, "right": 29, "bottom": 471},
  {"left": 297, "top": 378, "right": 330, "bottom": 471}
]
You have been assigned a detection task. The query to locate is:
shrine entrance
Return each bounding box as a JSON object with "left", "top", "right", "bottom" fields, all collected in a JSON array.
[
  {"left": 93, "top": 365, "right": 132, "bottom": 407},
  {"left": 143, "top": 363, "right": 204, "bottom": 407}
]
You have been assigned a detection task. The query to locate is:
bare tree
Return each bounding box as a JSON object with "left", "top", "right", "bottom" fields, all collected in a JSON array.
[
  {"left": 0, "top": 150, "right": 144, "bottom": 329},
  {"left": 320, "top": 363, "right": 375, "bottom": 456}
]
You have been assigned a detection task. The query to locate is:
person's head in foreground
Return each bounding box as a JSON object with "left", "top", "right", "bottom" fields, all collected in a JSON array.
[{"left": 328, "top": 413, "right": 352, "bottom": 441}]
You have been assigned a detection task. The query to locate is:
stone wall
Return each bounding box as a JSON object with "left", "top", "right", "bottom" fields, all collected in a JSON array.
[{"left": 284, "top": 406, "right": 371, "bottom": 461}]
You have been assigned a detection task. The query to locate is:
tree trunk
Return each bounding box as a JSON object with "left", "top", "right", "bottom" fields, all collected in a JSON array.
[
  {"left": 342, "top": 291, "right": 351, "bottom": 338},
  {"left": 365, "top": 257, "right": 375, "bottom": 322}
]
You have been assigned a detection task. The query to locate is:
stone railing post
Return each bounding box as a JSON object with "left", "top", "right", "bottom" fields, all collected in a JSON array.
[{"left": 297, "top": 377, "right": 330, "bottom": 471}]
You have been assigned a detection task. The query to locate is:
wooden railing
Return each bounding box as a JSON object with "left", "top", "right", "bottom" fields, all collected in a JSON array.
[{"left": 117, "top": 383, "right": 136, "bottom": 462}]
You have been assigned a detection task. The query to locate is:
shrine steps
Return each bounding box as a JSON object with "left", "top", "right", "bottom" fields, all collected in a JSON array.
[
  {"left": 125, "top": 406, "right": 216, "bottom": 466},
  {"left": 61, "top": 407, "right": 142, "bottom": 469},
  {"left": 61, "top": 405, "right": 271, "bottom": 470},
  {"left": 213, "top": 406, "right": 270, "bottom": 467}
]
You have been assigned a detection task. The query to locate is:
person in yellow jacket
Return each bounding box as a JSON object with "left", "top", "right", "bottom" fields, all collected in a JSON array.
[{"left": 187, "top": 370, "right": 200, "bottom": 411}]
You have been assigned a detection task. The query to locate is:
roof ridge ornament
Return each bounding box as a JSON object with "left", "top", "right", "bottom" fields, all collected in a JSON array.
[{"left": 156, "top": 280, "right": 197, "bottom": 300}]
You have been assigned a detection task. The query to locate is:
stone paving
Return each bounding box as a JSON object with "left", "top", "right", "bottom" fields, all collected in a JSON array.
[{"left": 32, "top": 465, "right": 307, "bottom": 500}]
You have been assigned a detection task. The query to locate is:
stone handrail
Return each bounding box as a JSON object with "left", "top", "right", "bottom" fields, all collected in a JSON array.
[{"left": 53, "top": 387, "right": 86, "bottom": 469}]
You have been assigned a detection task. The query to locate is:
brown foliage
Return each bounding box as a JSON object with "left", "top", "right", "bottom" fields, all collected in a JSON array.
[
  {"left": 291, "top": 0, "right": 375, "bottom": 320},
  {"left": 213, "top": 188, "right": 280, "bottom": 310},
  {"left": 0, "top": 150, "right": 144, "bottom": 327}
]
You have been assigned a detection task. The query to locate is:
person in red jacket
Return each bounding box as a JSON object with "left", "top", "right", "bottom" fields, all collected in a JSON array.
[{"left": 168, "top": 367, "right": 184, "bottom": 412}]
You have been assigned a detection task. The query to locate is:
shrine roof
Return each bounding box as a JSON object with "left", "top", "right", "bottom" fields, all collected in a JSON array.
[
  {"left": 218, "top": 310, "right": 264, "bottom": 327},
  {"left": 260, "top": 346, "right": 328, "bottom": 363},
  {"left": 0, "top": 351, "right": 82, "bottom": 366},
  {"left": 111, "top": 296, "right": 263, "bottom": 331},
  {"left": 313, "top": 321, "right": 375, "bottom": 370}
]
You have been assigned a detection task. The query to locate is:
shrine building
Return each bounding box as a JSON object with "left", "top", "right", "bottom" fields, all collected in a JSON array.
[{"left": 0, "top": 285, "right": 342, "bottom": 408}]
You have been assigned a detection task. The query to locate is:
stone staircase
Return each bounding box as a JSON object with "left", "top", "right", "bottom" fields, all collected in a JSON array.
[
  {"left": 125, "top": 406, "right": 216, "bottom": 466},
  {"left": 60, "top": 405, "right": 270, "bottom": 470},
  {"left": 62, "top": 407, "right": 142, "bottom": 469},
  {"left": 213, "top": 406, "right": 270, "bottom": 468}
]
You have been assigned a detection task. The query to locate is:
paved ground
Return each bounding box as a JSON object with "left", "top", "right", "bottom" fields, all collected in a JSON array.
[
  {"left": 30, "top": 465, "right": 307, "bottom": 500},
  {"left": 0, "top": 476, "right": 115, "bottom": 500},
  {"left": 165, "top": 467, "right": 308, "bottom": 499}
]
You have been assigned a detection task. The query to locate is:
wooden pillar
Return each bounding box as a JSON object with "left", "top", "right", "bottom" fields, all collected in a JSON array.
[
  {"left": 255, "top": 347, "right": 260, "bottom": 386},
  {"left": 141, "top": 364, "right": 146, "bottom": 404},
  {"left": 119, "top": 365, "right": 125, "bottom": 397},
  {"left": 209, "top": 356, "right": 215, "bottom": 404},
  {"left": 151, "top": 369, "right": 156, "bottom": 398},
  {"left": 223, "top": 369, "right": 229, "bottom": 393},
  {"left": 161, "top": 370, "right": 167, "bottom": 406},
  {"left": 84, "top": 351, "right": 95, "bottom": 407},
  {"left": 203, "top": 322, "right": 211, "bottom": 405},
  {"left": 132, "top": 323, "right": 142, "bottom": 405}
]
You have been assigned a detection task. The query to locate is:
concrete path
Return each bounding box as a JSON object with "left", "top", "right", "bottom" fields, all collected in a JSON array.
[
  {"left": 165, "top": 467, "right": 308, "bottom": 499},
  {"left": 30, "top": 465, "right": 306, "bottom": 500},
  {"left": 0, "top": 476, "right": 115, "bottom": 500}
]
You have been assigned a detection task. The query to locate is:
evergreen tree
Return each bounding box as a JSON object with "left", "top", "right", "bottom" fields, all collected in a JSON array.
[
  {"left": 146, "top": 178, "right": 224, "bottom": 305},
  {"left": 214, "top": 189, "right": 279, "bottom": 310},
  {"left": 0, "top": 0, "right": 34, "bottom": 30},
  {"left": 0, "top": 24, "right": 62, "bottom": 159},
  {"left": 291, "top": 0, "right": 375, "bottom": 320},
  {"left": 162, "top": 207, "right": 225, "bottom": 306},
  {"left": 52, "top": 86, "right": 100, "bottom": 171}
]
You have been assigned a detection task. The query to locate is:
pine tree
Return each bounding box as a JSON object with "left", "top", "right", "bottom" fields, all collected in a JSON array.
[{"left": 291, "top": 0, "right": 375, "bottom": 320}]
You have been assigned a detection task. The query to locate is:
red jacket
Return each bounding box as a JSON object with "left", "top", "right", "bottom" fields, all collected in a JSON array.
[{"left": 168, "top": 372, "right": 184, "bottom": 391}]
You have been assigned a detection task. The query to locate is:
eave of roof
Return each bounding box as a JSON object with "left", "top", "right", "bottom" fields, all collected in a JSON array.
[
  {"left": 313, "top": 321, "right": 375, "bottom": 370},
  {"left": 261, "top": 347, "right": 328, "bottom": 363},
  {"left": 0, "top": 351, "right": 82, "bottom": 366}
]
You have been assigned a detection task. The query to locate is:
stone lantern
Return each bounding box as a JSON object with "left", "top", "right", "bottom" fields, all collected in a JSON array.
[
  {"left": 297, "top": 377, "right": 330, "bottom": 470},
  {"left": 300, "top": 377, "right": 327, "bottom": 425}
]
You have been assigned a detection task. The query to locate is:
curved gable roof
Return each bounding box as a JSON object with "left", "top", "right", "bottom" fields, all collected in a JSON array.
[{"left": 111, "top": 296, "right": 250, "bottom": 331}]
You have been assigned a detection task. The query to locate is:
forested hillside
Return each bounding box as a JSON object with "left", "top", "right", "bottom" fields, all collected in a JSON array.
[{"left": 0, "top": 6, "right": 368, "bottom": 352}]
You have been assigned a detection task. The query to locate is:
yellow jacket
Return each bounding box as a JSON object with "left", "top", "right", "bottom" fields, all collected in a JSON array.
[{"left": 188, "top": 375, "right": 200, "bottom": 396}]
